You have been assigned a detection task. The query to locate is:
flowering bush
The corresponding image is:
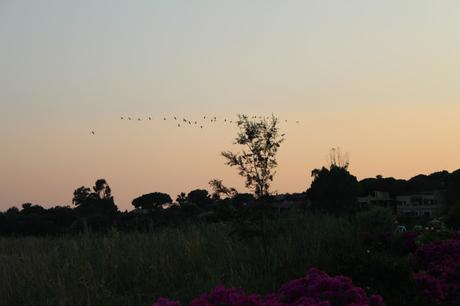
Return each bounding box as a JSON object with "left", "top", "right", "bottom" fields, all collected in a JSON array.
[
  {"left": 413, "top": 234, "right": 460, "bottom": 305},
  {"left": 152, "top": 268, "right": 385, "bottom": 306}
]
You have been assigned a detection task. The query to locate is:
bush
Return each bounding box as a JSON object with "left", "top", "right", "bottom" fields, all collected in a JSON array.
[
  {"left": 413, "top": 235, "right": 460, "bottom": 305},
  {"left": 153, "top": 268, "right": 385, "bottom": 306}
]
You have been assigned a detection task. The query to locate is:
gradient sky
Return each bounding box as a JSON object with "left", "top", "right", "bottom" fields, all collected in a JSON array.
[{"left": 1, "top": 0, "right": 459, "bottom": 211}]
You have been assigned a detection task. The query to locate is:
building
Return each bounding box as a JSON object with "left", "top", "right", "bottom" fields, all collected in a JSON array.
[
  {"left": 357, "top": 191, "right": 397, "bottom": 212},
  {"left": 357, "top": 190, "right": 445, "bottom": 217},
  {"left": 396, "top": 191, "right": 445, "bottom": 217}
]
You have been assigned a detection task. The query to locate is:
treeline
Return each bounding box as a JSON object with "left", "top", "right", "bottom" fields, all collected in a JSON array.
[{"left": 1, "top": 167, "right": 460, "bottom": 236}]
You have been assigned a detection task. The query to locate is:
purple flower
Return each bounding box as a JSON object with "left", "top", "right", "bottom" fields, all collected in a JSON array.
[
  {"left": 153, "top": 268, "right": 384, "bottom": 306},
  {"left": 413, "top": 235, "right": 460, "bottom": 305}
]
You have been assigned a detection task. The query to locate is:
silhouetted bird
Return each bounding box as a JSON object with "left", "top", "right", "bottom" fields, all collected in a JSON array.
[
  {"left": 200, "top": 126, "right": 203, "bottom": 128},
  {"left": 174, "top": 117, "right": 177, "bottom": 120},
  {"left": 91, "top": 131, "right": 95, "bottom": 135},
  {"left": 121, "top": 117, "right": 124, "bottom": 120},
  {"left": 164, "top": 118, "right": 166, "bottom": 120},
  {"left": 138, "top": 118, "right": 141, "bottom": 121},
  {"left": 149, "top": 117, "right": 152, "bottom": 120}
]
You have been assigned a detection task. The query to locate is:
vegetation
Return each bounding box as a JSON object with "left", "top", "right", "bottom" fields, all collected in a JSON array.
[
  {"left": 222, "top": 114, "right": 284, "bottom": 198},
  {"left": 0, "top": 212, "right": 424, "bottom": 306},
  {"left": 307, "top": 148, "right": 359, "bottom": 213}
]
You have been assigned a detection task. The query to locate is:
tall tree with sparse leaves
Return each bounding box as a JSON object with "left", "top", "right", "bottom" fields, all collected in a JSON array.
[{"left": 222, "top": 114, "right": 284, "bottom": 199}]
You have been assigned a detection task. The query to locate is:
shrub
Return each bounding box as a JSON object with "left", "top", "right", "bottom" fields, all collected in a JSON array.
[
  {"left": 152, "top": 268, "right": 385, "bottom": 306},
  {"left": 413, "top": 235, "right": 460, "bottom": 305}
]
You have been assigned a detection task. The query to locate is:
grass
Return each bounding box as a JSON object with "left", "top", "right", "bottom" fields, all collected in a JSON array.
[{"left": 0, "top": 212, "right": 411, "bottom": 306}]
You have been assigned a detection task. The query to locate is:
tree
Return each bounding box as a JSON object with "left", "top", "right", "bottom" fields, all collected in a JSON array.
[
  {"left": 187, "top": 189, "right": 212, "bottom": 207},
  {"left": 176, "top": 192, "right": 187, "bottom": 205},
  {"left": 72, "top": 186, "right": 92, "bottom": 207},
  {"left": 209, "top": 179, "right": 238, "bottom": 200},
  {"left": 132, "top": 192, "right": 172, "bottom": 210},
  {"left": 222, "top": 114, "right": 284, "bottom": 199},
  {"left": 72, "top": 179, "right": 118, "bottom": 216},
  {"left": 307, "top": 148, "right": 359, "bottom": 213}
]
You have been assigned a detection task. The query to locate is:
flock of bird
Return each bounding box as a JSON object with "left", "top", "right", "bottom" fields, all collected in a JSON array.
[{"left": 91, "top": 115, "right": 300, "bottom": 135}]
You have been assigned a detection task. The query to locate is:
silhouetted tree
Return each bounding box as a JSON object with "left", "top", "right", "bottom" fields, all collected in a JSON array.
[
  {"left": 176, "top": 192, "right": 187, "bottom": 205},
  {"left": 307, "top": 148, "right": 359, "bottom": 213},
  {"left": 209, "top": 179, "right": 237, "bottom": 200},
  {"left": 445, "top": 169, "right": 460, "bottom": 227},
  {"left": 222, "top": 114, "right": 284, "bottom": 198},
  {"left": 187, "top": 189, "right": 212, "bottom": 207},
  {"left": 72, "top": 179, "right": 118, "bottom": 216},
  {"left": 358, "top": 176, "right": 408, "bottom": 197},
  {"left": 132, "top": 192, "right": 172, "bottom": 210}
]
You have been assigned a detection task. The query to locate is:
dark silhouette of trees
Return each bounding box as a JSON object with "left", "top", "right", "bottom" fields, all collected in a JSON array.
[
  {"left": 444, "top": 169, "right": 460, "bottom": 205},
  {"left": 187, "top": 189, "right": 212, "bottom": 207},
  {"left": 358, "top": 176, "right": 408, "bottom": 197},
  {"left": 176, "top": 192, "right": 187, "bottom": 205},
  {"left": 222, "top": 114, "right": 284, "bottom": 199},
  {"left": 72, "top": 179, "right": 118, "bottom": 217},
  {"left": 307, "top": 148, "right": 359, "bottom": 213},
  {"left": 209, "top": 179, "right": 237, "bottom": 200},
  {"left": 2, "top": 163, "right": 460, "bottom": 236},
  {"left": 132, "top": 192, "right": 172, "bottom": 210}
]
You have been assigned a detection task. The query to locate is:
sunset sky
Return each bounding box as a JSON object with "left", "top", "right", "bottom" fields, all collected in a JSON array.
[{"left": 1, "top": 1, "right": 459, "bottom": 211}]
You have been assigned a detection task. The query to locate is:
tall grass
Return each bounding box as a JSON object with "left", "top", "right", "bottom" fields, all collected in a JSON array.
[{"left": 0, "top": 212, "right": 378, "bottom": 306}]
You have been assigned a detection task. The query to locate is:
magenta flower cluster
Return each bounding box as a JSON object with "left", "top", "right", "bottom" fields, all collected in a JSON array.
[
  {"left": 152, "top": 268, "right": 385, "bottom": 306},
  {"left": 413, "top": 234, "right": 460, "bottom": 305}
]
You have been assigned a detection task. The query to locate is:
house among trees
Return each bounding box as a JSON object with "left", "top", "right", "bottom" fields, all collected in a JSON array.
[
  {"left": 357, "top": 190, "right": 445, "bottom": 217},
  {"left": 357, "top": 191, "right": 396, "bottom": 212},
  {"left": 396, "top": 191, "right": 445, "bottom": 217}
]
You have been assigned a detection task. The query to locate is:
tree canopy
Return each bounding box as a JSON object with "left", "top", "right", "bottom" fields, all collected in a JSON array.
[
  {"left": 307, "top": 148, "right": 359, "bottom": 213},
  {"left": 222, "top": 114, "right": 284, "bottom": 199},
  {"left": 132, "top": 192, "right": 173, "bottom": 210}
]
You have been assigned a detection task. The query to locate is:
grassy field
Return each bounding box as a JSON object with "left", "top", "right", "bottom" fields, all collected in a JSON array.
[{"left": 0, "top": 212, "right": 415, "bottom": 306}]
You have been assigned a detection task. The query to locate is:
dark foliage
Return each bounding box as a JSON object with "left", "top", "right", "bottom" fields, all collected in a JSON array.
[
  {"left": 308, "top": 165, "right": 359, "bottom": 213},
  {"left": 132, "top": 192, "right": 173, "bottom": 210}
]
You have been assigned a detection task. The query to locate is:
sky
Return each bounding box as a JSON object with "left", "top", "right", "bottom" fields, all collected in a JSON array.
[{"left": 1, "top": 0, "right": 459, "bottom": 211}]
